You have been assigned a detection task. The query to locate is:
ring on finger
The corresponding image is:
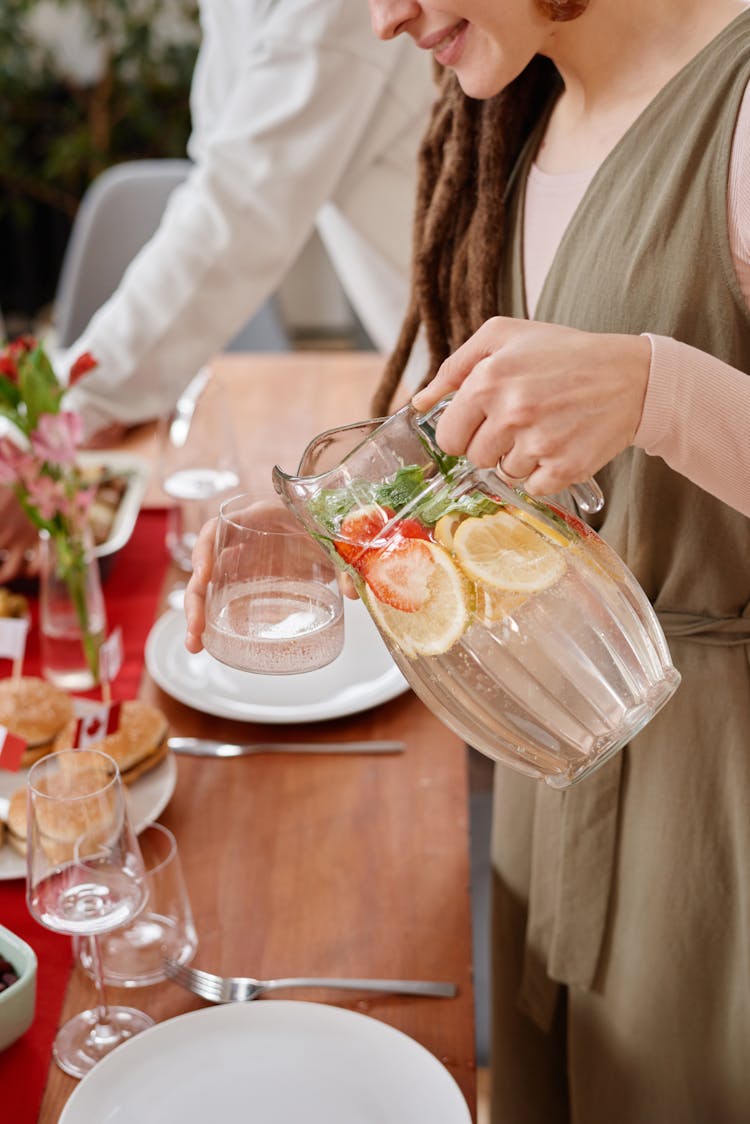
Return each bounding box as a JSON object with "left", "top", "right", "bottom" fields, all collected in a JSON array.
[{"left": 497, "top": 454, "right": 529, "bottom": 486}]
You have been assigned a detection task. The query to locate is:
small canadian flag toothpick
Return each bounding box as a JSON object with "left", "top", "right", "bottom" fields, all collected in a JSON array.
[
  {"left": 72, "top": 701, "right": 122, "bottom": 749},
  {"left": 99, "top": 627, "right": 124, "bottom": 704},
  {"left": 99, "top": 627, "right": 123, "bottom": 685},
  {"left": 0, "top": 724, "right": 27, "bottom": 772},
  {"left": 0, "top": 617, "right": 30, "bottom": 678}
]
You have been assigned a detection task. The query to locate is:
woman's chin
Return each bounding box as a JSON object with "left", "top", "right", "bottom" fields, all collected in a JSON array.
[{"left": 454, "top": 69, "right": 506, "bottom": 100}]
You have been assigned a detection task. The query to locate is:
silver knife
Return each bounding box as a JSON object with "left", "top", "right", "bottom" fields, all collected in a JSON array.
[{"left": 168, "top": 737, "right": 405, "bottom": 758}]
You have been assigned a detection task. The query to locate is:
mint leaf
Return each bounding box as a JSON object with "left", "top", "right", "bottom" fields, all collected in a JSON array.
[
  {"left": 374, "top": 464, "right": 427, "bottom": 510},
  {"left": 414, "top": 487, "right": 501, "bottom": 525}
]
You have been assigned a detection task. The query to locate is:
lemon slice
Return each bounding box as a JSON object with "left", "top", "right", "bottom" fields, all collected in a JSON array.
[
  {"left": 365, "top": 541, "right": 469, "bottom": 658},
  {"left": 514, "top": 508, "right": 571, "bottom": 548},
  {"left": 434, "top": 512, "right": 464, "bottom": 550},
  {"left": 452, "top": 510, "right": 566, "bottom": 593}
]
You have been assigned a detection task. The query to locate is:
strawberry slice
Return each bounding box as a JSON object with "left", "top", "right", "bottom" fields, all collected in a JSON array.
[
  {"left": 362, "top": 538, "right": 435, "bottom": 612},
  {"left": 395, "top": 517, "right": 431, "bottom": 542},
  {"left": 335, "top": 504, "right": 395, "bottom": 566}
]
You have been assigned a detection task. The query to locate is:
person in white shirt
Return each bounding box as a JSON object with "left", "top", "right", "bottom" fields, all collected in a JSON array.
[{"left": 0, "top": 0, "right": 434, "bottom": 580}]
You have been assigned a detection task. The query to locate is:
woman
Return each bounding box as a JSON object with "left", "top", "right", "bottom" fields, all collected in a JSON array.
[{"left": 188, "top": 1, "right": 750, "bottom": 1119}]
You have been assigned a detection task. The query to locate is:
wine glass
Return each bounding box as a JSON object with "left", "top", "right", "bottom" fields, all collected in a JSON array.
[
  {"left": 158, "top": 369, "right": 242, "bottom": 577},
  {"left": 26, "top": 748, "right": 155, "bottom": 1078}
]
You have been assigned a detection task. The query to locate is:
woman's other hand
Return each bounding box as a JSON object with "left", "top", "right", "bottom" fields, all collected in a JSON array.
[
  {"left": 412, "top": 317, "right": 651, "bottom": 496},
  {"left": 0, "top": 488, "right": 40, "bottom": 582},
  {"left": 184, "top": 516, "right": 217, "bottom": 652}
]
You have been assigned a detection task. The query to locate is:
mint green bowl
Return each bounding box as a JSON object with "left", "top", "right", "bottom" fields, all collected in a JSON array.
[{"left": 0, "top": 925, "right": 37, "bottom": 1051}]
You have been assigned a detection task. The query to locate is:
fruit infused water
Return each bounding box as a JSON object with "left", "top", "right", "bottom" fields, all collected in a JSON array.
[{"left": 299, "top": 462, "right": 679, "bottom": 786}]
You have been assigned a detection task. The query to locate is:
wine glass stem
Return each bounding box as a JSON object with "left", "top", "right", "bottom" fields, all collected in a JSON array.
[{"left": 87, "top": 935, "right": 117, "bottom": 1042}]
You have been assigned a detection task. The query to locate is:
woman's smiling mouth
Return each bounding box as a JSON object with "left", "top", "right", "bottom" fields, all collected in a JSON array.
[{"left": 418, "top": 20, "right": 469, "bottom": 66}]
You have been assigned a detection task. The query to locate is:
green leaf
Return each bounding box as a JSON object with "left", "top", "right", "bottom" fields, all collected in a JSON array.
[
  {"left": 18, "top": 347, "right": 63, "bottom": 430},
  {"left": 373, "top": 464, "right": 428, "bottom": 510},
  {"left": 0, "top": 374, "right": 21, "bottom": 410},
  {"left": 308, "top": 482, "right": 377, "bottom": 533},
  {"left": 413, "top": 488, "right": 502, "bottom": 525}
]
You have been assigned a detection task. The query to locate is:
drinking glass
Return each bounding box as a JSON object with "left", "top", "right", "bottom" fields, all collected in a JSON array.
[
  {"left": 159, "top": 370, "right": 242, "bottom": 573},
  {"left": 26, "top": 749, "right": 154, "bottom": 1078},
  {"left": 73, "top": 822, "right": 197, "bottom": 987},
  {"left": 202, "top": 492, "right": 345, "bottom": 674}
]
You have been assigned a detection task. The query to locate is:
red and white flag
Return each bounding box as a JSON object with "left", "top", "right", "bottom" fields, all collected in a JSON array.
[
  {"left": 99, "top": 627, "right": 124, "bottom": 684},
  {"left": 72, "top": 701, "right": 122, "bottom": 749},
  {"left": 0, "top": 617, "right": 30, "bottom": 663},
  {"left": 0, "top": 725, "right": 27, "bottom": 772}
]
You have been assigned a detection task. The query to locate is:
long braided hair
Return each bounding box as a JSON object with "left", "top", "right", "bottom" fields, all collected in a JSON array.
[{"left": 371, "top": 0, "right": 589, "bottom": 416}]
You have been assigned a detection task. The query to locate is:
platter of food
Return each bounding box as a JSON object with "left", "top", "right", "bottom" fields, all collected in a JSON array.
[
  {"left": 0, "top": 678, "right": 176, "bottom": 880},
  {"left": 76, "top": 451, "right": 151, "bottom": 560}
]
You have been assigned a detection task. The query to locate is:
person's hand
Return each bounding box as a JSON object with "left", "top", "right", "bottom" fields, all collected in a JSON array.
[
  {"left": 184, "top": 516, "right": 218, "bottom": 653},
  {"left": 412, "top": 318, "right": 651, "bottom": 497},
  {"left": 82, "top": 422, "right": 130, "bottom": 450},
  {"left": 0, "top": 488, "right": 40, "bottom": 582}
]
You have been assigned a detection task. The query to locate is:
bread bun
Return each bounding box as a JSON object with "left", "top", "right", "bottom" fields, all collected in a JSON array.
[
  {"left": 0, "top": 677, "right": 74, "bottom": 766},
  {"left": 6, "top": 787, "right": 27, "bottom": 857},
  {"left": 53, "top": 700, "right": 169, "bottom": 784},
  {"left": 18, "top": 753, "right": 120, "bottom": 864}
]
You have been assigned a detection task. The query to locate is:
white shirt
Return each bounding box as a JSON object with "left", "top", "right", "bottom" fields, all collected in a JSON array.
[{"left": 63, "top": 0, "right": 435, "bottom": 435}]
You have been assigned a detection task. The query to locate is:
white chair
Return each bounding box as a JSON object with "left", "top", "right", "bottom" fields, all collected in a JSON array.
[{"left": 53, "top": 159, "right": 289, "bottom": 351}]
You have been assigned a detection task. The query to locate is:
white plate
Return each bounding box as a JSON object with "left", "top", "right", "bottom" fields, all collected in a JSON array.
[
  {"left": 0, "top": 753, "right": 177, "bottom": 881},
  {"left": 145, "top": 599, "right": 409, "bottom": 723},
  {"left": 59, "top": 1000, "right": 471, "bottom": 1124}
]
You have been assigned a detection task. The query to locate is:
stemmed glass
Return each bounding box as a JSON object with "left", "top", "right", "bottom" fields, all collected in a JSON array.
[
  {"left": 158, "top": 368, "right": 242, "bottom": 576},
  {"left": 26, "top": 748, "right": 155, "bottom": 1078}
]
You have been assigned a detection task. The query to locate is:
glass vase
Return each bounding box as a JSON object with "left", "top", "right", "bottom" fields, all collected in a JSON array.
[{"left": 39, "top": 529, "right": 107, "bottom": 691}]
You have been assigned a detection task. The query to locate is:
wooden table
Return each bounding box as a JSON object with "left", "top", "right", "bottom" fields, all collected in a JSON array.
[{"left": 37, "top": 353, "right": 477, "bottom": 1121}]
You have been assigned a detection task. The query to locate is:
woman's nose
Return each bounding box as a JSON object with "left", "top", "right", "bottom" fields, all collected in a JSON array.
[{"left": 368, "top": 0, "right": 422, "bottom": 41}]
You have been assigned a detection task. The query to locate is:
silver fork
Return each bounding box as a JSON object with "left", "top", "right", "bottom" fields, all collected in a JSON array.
[{"left": 164, "top": 958, "right": 457, "bottom": 1002}]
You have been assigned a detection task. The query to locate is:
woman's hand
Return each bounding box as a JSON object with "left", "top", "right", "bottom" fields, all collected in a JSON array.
[
  {"left": 412, "top": 318, "right": 651, "bottom": 496},
  {"left": 0, "top": 488, "right": 40, "bottom": 582},
  {"left": 184, "top": 516, "right": 218, "bottom": 653}
]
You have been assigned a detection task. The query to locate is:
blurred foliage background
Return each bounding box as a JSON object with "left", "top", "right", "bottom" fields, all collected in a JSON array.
[{"left": 0, "top": 0, "right": 200, "bottom": 328}]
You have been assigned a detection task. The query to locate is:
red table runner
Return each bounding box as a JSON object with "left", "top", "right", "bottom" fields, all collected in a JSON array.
[{"left": 0, "top": 508, "right": 170, "bottom": 1123}]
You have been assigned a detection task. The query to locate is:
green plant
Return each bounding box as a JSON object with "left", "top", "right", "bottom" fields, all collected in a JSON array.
[{"left": 0, "top": 0, "right": 200, "bottom": 319}]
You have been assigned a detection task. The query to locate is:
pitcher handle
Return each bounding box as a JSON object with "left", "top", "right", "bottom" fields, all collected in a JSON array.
[{"left": 417, "top": 395, "right": 605, "bottom": 515}]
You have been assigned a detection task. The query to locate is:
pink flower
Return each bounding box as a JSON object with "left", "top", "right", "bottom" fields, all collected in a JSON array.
[
  {"left": 0, "top": 437, "right": 32, "bottom": 484},
  {"left": 31, "top": 411, "right": 83, "bottom": 467},
  {"left": 0, "top": 440, "right": 18, "bottom": 481},
  {"left": 66, "top": 485, "right": 97, "bottom": 533},
  {"left": 24, "top": 475, "right": 65, "bottom": 521}
]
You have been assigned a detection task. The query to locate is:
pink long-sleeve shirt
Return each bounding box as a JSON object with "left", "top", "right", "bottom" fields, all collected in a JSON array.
[{"left": 524, "top": 82, "right": 750, "bottom": 517}]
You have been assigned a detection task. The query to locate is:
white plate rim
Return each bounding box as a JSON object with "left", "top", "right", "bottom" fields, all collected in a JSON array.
[
  {"left": 144, "top": 603, "right": 409, "bottom": 724},
  {"left": 59, "top": 1000, "right": 471, "bottom": 1124},
  {"left": 0, "top": 753, "right": 177, "bottom": 882}
]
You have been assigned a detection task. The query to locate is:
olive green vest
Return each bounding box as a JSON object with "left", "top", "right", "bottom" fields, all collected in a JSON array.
[
  {"left": 500, "top": 9, "right": 750, "bottom": 618},
  {"left": 492, "top": 10, "right": 750, "bottom": 1035}
]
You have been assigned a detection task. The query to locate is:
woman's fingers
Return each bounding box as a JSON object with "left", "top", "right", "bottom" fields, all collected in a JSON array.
[
  {"left": 411, "top": 320, "right": 651, "bottom": 491},
  {"left": 184, "top": 517, "right": 218, "bottom": 652}
]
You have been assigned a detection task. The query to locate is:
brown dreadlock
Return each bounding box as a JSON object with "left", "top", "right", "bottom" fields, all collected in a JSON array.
[{"left": 371, "top": 0, "right": 590, "bottom": 417}]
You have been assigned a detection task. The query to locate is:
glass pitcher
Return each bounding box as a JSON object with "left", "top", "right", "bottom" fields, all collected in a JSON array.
[{"left": 272, "top": 400, "right": 680, "bottom": 788}]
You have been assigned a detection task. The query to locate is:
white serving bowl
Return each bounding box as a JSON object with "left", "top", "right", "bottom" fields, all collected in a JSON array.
[{"left": 0, "top": 924, "right": 37, "bottom": 1051}]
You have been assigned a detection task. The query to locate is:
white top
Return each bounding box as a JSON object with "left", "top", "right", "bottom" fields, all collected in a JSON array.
[
  {"left": 523, "top": 82, "right": 750, "bottom": 516},
  {"left": 63, "top": 0, "right": 435, "bottom": 435}
]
